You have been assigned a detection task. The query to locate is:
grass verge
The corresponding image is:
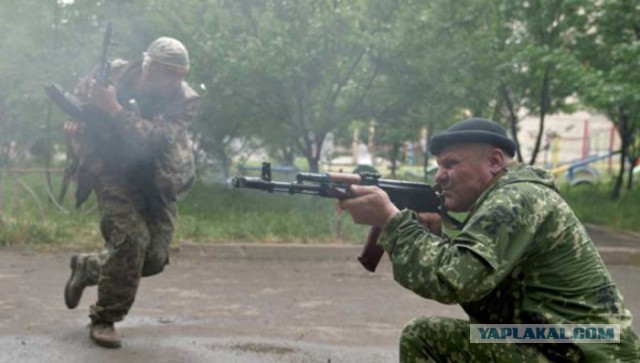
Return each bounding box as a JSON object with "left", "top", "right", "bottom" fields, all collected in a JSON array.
[{"left": 0, "top": 169, "right": 638, "bottom": 249}]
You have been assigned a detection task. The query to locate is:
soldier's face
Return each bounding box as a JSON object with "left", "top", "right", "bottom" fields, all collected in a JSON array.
[
  {"left": 139, "top": 62, "right": 186, "bottom": 97},
  {"left": 434, "top": 144, "right": 501, "bottom": 212}
]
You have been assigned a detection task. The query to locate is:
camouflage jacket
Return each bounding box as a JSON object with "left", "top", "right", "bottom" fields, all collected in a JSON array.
[
  {"left": 71, "top": 59, "right": 199, "bottom": 204},
  {"left": 378, "top": 163, "right": 640, "bottom": 361}
]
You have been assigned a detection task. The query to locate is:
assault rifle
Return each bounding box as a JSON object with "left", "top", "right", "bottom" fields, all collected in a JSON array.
[
  {"left": 232, "top": 162, "right": 454, "bottom": 272},
  {"left": 44, "top": 21, "right": 113, "bottom": 124},
  {"left": 44, "top": 22, "right": 119, "bottom": 207}
]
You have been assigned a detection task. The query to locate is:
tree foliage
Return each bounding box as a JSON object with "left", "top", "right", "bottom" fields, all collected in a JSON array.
[
  {"left": 570, "top": 0, "right": 640, "bottom": 196},
  {"left": 0, "top": 0, "right": 638, "bottom": 196}
]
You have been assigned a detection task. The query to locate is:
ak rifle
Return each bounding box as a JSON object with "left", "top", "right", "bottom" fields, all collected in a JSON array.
[{"left": 232, "top": 162, "right": 450, "bottom": 272}]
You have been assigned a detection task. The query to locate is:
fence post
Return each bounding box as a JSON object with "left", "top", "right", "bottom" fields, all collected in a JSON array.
[
  {"left": 581, "top": 119, "right": 590, "bottom": 160},
  {"left": 608, "top": 124, "right": 615, "bottom": 175},
  {"left": 0, "top": 166, "right": 3, "bottom": 216},
  {"left": 552, "top": 134, "right": 560, "bottom": 170}
]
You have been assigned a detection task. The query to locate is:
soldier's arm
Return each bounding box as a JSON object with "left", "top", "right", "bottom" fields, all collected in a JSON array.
[
  {"left": 377, "top": 184, "right": 542, "bottom": 304},
  {"left": 113, "top": 92, "right": 199, "bottom": 153},
  {"left": 83, "top": 70, "right": 199, "bottom": 153}
]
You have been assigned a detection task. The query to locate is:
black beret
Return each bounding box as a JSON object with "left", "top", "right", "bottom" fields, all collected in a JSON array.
[{"left": 429, "top": 118, "right": 517, "bottom": 157}]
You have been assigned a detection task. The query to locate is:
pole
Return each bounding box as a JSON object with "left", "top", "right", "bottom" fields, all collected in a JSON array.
[
  {"left": 608, "top": 124, "right": 615, "bottom": 175},
  {"left": 581, "top": 119, "right": 590, "bottom": 160}
]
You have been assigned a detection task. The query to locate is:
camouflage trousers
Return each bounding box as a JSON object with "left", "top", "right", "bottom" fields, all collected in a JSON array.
[
  {"left": 75, "top": 174, "right": 176, "bottom": 324},
  {"left": 400, "top": 317, "right": 547, "bottom": 362}
]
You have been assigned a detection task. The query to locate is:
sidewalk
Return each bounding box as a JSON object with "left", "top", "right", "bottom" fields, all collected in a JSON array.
[
  {"left": 0, "top": 225, "right": 638, "bottom": 362},
  {"left": 176, "top": 224, "right": 640, "bottom": 266},
  {"left": 585, "top": 224, "right": 640, "bottom": 266}
]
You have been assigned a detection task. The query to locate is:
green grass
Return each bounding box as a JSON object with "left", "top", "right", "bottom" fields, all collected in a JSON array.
[
  {"left": 0, "top": 167, "right": 638, "bottom": 249},
  {"left": 560, "top": 182, "right": 640, "bottom": 232},
  {"left": 175, "top": 183, "right": 368, "bottom": 244},
  {"left": 0, "top": 170, "right": 368, "bottom": 248},
  {"left": 0, "top": 168, "right": 103, "bottom": 249}
]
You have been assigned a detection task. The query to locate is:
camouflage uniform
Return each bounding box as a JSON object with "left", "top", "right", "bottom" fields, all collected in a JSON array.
[
  {"left": 70, "top": 59, "right": 199, "bottom": 324},
  {"left": 377, "top": 163, "right": 640, "bottom": 362}
]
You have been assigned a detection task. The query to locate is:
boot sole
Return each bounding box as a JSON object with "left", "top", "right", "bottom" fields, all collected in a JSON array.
[{"left": 90, "top": 334, "right": 122, "bottom": 349}]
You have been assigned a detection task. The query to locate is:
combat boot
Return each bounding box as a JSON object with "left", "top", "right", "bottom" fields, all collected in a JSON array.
[
  {"left": 64, "top": 255, "right": 91, "bottom": 309},
  {"left": 89, "top": 321, "right": 122, "bottom": 348}
]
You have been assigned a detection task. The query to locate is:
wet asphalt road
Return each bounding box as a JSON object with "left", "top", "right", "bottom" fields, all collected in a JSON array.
[{"left": 0, "top": 249, "right": 639, "bottom": 362}]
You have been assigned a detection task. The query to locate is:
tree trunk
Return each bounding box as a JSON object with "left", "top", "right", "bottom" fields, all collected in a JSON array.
[
  {"left": 308, "top": 157, "right": 319, "bottom": 173},
  {"left": 0, "top": 165, "right": 3, "bottom": 215},
  {"left": 499, "top": 83, "right": 524, "bottom": 163},
  {"left": 215, "top": 145, "right": 231, "bottom": 181},
  {"left": 626, "top": 156, "right": 637, "bottom": 190},
  {"left": 611, "top": 112, "right": 630, "bottom": 200},
  {"left": 612, "top": 148, "right": 626, "bottom": 200},
  {"left": 529, "top": 69, "right": 552, "bottom": 165},
  {"left": 221, "top": 152, "right": 231, "bottom": 181},
  {"left": 299, "top": 135, "right": 316, "bottom": 173},
  {"left": 389, "top": 140, "right": 400, "bottom": 179},
  {"left": 304, "top": 136, "right": 325, "bottom": 173},
  {"left": 423, "top": 122, "right": 434, "bottom": 182},
  {"left": 283, "top": 147, "right": 294, "bottom": 166}
]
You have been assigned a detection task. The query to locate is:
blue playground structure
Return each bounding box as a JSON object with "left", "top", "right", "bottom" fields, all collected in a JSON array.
[{"left": 552, "top": 151, "right": 621, "bottom": 186}]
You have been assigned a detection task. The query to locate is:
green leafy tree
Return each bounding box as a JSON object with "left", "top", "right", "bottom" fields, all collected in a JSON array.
[
  {"left": 571, "top": 0, "right": 640, "bottom": 197},
  {"left": 141, "top": 0, "right": 383, "bottom": 173},
  {"left": 363, "top": 0, "right": 485, "bottom": 177},
  {"left": 0, "top": 0, "right": 147, "bottom": 161}
]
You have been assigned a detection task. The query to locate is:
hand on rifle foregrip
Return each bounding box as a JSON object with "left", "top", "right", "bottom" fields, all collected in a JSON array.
[
  {"left": 87, "top": 80, "right": 122, "bottom": 117},
  {"left": 231, "top": 162, "right": 446, "bottom": 273}
]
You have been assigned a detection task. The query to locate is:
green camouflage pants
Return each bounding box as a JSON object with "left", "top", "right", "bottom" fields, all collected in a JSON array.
[
  {"left": 400, "top": 317, "right": 547, "bottom": 362},
  {"left": 77, "top": 174, "right": 176, "bottom": 324}
]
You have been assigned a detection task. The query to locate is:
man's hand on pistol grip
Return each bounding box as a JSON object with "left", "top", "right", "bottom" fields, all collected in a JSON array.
[
  {"left": 338, "top": 185, "right": 400, "bottom": 227},
  {"left": 417, "top": 212, "right": 442, "bottom": 236}
]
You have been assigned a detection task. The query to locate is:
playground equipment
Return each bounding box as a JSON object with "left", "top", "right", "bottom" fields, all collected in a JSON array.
[
  {"left": 547, "top": 120, "right": 621, "bottom": 186},
  {"left": 552, "top": 151, "right": 621, "bottom": 186}
]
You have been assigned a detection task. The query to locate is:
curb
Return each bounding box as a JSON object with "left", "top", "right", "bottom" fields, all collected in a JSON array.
[
  {"left": 585, "top": 224, "right": 640, "bottom": 249},
  {"left": 176, "top": 241, "right": 362, "bottom": 261},
  {"left": 175, "top": 242, "right": 640, "bottom": 266},
  {"left": 597, "top": 247, "right": 640, "bottom": 266}
]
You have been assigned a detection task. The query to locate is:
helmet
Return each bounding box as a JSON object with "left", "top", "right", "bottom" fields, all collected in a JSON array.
[{"left": 143, "top": 37, "right": 190, "bottom": 71}]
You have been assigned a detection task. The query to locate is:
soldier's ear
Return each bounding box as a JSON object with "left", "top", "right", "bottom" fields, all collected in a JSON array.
[{"left": 488, "top": 148, "right": 507, "bottom": 175}]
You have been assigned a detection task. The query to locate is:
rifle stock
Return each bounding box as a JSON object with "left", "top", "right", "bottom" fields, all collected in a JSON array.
[{"left": 232, "top": 162, "right": 453, "bottom": 273}]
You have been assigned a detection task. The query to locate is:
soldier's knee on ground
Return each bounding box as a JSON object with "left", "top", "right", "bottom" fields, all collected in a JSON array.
[
  {"left": 400, "top": 316, "right": 471, "bottom": 362},
  {"left": 401, "top": 317, "right": 423, "bottom": 343},
  {"left": 400, "top": 317, "right": 439, "bottom": 357},
  {"left": 401, "top": 316, "right": 440, "bottom": 344}
]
